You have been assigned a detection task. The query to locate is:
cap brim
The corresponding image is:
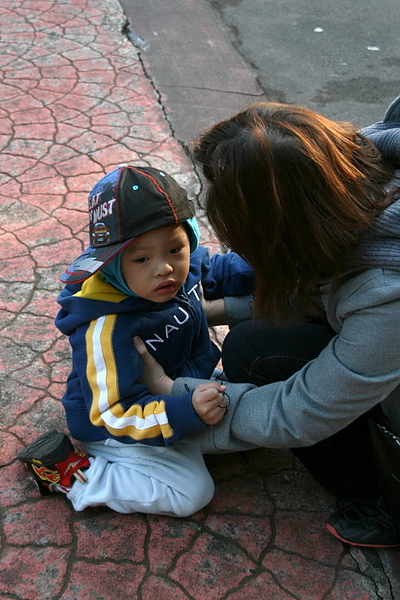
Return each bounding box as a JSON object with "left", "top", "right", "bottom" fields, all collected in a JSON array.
[{"left": 60, "top": 239, "right": 136, "bottom": 284}]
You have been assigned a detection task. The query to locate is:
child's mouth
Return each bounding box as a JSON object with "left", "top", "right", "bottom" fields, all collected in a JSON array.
[{"left": 155, "top": 281, "right": 175, "bottom": 295}]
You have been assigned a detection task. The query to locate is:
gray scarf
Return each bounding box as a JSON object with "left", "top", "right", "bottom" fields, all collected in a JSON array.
[
  {"left": 361, "top": 95, "right": 400, "bottom": 168},
  {"left": 346, "top": 96, "right": 400, "bottom": 270},
  {"left": 349, "top": 189, "right": 400, "bottom": 270}
]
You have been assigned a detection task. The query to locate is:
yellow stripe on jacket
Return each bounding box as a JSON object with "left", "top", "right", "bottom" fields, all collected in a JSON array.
[{"left": 86, "top": 314, "right": 174, "bottom": 441}]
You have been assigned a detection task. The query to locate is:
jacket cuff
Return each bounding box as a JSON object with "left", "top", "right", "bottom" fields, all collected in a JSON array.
[
  {"left": 224, "top": 294, "right": 253, "bottom": 328},
  {"left": 166, "top": 390, "right": 208, "bottom": 444}
]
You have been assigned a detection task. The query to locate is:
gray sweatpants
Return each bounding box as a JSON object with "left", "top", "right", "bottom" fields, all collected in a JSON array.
[{"left": 67, "top": 438, "right": 215, "bottom": 516}]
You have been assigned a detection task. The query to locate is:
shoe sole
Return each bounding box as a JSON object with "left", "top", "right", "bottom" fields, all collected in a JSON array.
[
  {"left": 18, "top": 430, "right": 71, "bottom": 466},
  {"left": 326, "top": 523, "right": 400, "bottom": 548}
]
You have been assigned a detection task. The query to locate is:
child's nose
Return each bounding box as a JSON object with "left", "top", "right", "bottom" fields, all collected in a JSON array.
[{"left": 156, "top": 261, "right": 173, "bottom": 276}]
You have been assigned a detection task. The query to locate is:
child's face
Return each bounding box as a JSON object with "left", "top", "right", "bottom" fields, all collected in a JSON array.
[{"left": 121, "top": 224, "right": 191, "bottom": 302}]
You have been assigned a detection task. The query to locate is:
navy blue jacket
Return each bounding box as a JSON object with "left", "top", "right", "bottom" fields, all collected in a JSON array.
[{"left": 56, "top": 246, "right": 254, "bottom": 446}]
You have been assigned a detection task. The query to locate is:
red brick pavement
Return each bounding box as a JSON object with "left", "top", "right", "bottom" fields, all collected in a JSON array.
[{"left": 1, "top": 0, "right": 399, "bottom": 598}]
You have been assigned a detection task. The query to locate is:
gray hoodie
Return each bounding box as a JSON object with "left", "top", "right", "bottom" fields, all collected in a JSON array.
[{"left": 174, "top": 97, "right": 400, "bottom": 452}]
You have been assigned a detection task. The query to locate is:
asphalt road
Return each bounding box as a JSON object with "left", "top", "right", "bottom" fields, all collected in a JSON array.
[
  {"left": 208, "top": 0, "right": 400, "bottom": 127},
  {"left": 120, "top": 0, "right": 399, "bottom": 139}
]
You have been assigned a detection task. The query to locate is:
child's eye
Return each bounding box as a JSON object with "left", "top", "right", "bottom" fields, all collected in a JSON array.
[
  {"left": 170, "top": 246, "right": 183, "bottom": 255},
  {"left": 134, "top": 256, "right": 149, "bottom": 264}
]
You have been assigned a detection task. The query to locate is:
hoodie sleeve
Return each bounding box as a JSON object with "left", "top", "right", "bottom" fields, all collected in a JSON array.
[
  {"left": 174, "top": 269, "right": 400, "bottom": 451},
  {"left": 191, "top": 246, "right": 255, "bottom": 299},
  {"left": 67, "top": 312, "right": 208, "bottom": 446}
]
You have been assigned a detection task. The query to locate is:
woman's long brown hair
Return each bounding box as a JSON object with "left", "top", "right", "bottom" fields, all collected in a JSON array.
[{"left": 193, "top": 102, "right": 395, "bottom": 321}]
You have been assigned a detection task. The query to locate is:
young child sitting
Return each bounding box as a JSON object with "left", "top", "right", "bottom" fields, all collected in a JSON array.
[{"left": 18, "top": 165, "right": 254, "bottom": 516}]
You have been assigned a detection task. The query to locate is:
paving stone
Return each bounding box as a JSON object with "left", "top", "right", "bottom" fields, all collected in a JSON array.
[
  {"left": 273, "top": 510, "right": 342, "bottom": 564},
  {"left": 61, "top": 561, "right": 147, "bottom": 600},
  {"left": 170, "top": 532, "right": 257, "bottom": 599},
  {"left": 205, "top": 513, "right": 273, "bottom": 561},
  {"left": 74, "top": 510, "right": 147, "bottom": 562},
  {"left": 262, "top": 549, "right": 339, "bottom": 598},
  {"left": 0, "top": 546, "right": 70, "bottom": 600},
  {"left": 209, "top": 471, "right": 274, "bottom": 516},
  {"left": 0, "top": 431, "right": 23, "bottom": 466},
  {"left": 3, "top": 497, "right": 73, "bottom": 546},
  {"left": 141, "top": 575, "right": 191, "bottom": 600},
  {"left": 146, "top": 516, "right": 202, "bottom": 574},
  {"left": 225, "top": 572, "right": 296, "bottom": 600}
]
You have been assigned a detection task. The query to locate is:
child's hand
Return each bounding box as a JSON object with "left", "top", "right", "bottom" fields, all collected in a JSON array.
[{"left": 192, "top": 382, "right": 228, "bottom": 425}]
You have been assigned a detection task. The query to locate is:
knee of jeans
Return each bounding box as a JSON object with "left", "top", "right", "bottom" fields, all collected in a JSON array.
[
  {"left": 176, "top": 475, "right": 215, "bottom": 517},
  {"left": 249, "top": 355, "right": 309, "bottom": 384}
]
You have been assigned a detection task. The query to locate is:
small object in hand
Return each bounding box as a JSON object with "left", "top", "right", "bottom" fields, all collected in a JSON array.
[{"left": 218, "top": 390, "right": 230, "bottom": 409}]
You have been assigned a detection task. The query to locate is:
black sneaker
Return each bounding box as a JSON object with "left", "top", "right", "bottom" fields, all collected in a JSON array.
[
  {"left": 18, "top": 430, "right": 90, "bottom": 497},
  {"left": 326, "top": 502, "right": 400, "bottom": 548}
]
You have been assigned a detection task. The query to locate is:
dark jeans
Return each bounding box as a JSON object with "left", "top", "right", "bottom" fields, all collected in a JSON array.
[{"left": 222, "top": 320, "right": 381, "bottom": 504}]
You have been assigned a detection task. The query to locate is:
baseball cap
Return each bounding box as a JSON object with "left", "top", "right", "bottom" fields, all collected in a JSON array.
[{"left": 60, "top": 165, "right": 196, "bottom": 284}]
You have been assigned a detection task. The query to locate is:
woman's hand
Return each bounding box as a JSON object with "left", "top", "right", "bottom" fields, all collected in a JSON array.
[{"left": 134, "top": 336, "right": 173, "bottom": 395}]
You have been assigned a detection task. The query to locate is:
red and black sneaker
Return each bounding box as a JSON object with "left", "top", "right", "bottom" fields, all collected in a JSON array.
[
  {"left": 326, "top": 502, "right": 400, "bottom": 548},
  {"left": 18, "top": 430, "right": 90, "bottom": 496}
]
